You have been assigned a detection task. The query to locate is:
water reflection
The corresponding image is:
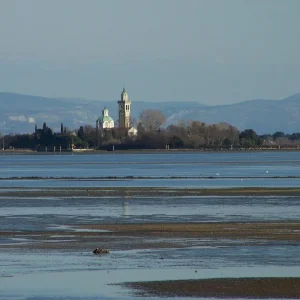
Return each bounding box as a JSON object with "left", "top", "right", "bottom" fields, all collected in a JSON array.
[{"left": 122, "top": 201, "right": 129, "bottom": 218}]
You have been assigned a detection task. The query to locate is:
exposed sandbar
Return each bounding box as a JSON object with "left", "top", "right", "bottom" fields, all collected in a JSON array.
[
  {"left": 1, "top": 187, "right": 300, "bottom": 197},
  {"left": 2, "top": 222, "right": 300, "bottom": 252},
  {"left": 2, "top": 175, "right": 300, "bottom": 179},
  {"left": 80, "top": 222, "right": 300, "bottom": 242},
  {"left": 124, "top": 277, "right": 300, "bottom": 298}
]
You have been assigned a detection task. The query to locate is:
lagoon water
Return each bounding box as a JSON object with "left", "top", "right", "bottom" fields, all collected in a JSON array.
[
  {"left": 1, "top": 196, "right": 300, "bottom": 232},
  {"left": 0, "top": 151, "right": 300, "bottom": 188},
  {"left": 1, "top": 151, "right": 300, "bottom": 299}
]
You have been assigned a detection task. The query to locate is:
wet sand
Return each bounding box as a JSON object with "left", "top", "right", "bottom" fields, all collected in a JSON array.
[
  {"left": 2, "top": 218, "right": 300, "bottom": 298},
  {"left": 79, "top": 222, "right": 300, "bottom": 241},
  {"left": 2, "top": 222, "right": 300, "bottom": 252},
  {"left": 2, "top": 186, "right": 300, "bottom": 197},
  {"left": 125, "top": 277, "right": 300, "bottom": 298}
]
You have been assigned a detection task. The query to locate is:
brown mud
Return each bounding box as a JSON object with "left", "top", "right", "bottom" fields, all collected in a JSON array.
[
  {"left": 2, "top": 222, "right": 300, "bottom": 251},
  {"left": 1, "top": 187, "right": 300, "bottom": 197},
  {"left": 124, "top": 277, "right": 300, "bottom": 298}
]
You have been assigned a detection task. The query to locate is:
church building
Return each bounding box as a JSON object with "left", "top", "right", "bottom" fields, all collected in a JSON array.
[
  {"left": 96, "top": 108, "right": 114, "bottom": 129},
  {"left": 95, "top": 88, "right": 137, "bottom": 147}
]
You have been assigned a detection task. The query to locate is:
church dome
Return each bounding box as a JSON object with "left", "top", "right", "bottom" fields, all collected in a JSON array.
[
  {"left": 98, "top": 115, "right": 114, "bottom": 123},
  {"left": 96, "top": 108, "right": 114, "bottom": 128}
]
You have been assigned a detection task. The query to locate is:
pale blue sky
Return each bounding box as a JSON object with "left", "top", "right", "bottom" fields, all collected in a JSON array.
[{"left": 0, "top": 0, "right": 300, "bottom": 104}]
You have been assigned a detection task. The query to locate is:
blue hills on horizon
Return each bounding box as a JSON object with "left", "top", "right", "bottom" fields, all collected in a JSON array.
[{"left": 1, "top": 92, "right": 300, "bottom": 134}]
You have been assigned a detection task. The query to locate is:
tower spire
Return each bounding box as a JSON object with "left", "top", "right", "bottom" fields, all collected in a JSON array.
[{"left": 118, "top": 86, "right": 131, "bottom": 128}]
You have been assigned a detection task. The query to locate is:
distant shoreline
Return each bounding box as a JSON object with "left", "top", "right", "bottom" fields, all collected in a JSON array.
[{"left": 1, "top": 147, "right": 300, "bottom": 154}]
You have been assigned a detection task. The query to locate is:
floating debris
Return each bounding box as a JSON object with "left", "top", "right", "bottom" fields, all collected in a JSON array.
[{"left": 93, "top": 248, "right": 110, "bottom": 254}]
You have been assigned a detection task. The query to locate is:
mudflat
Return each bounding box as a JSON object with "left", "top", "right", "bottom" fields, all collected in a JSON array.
[
  {"left": 124, "top": 277, "right": 300, "bottom": 298},
  {"left": 79, "top": 221, "right": 300, "bottom": 242},
  {"left": 2, "top": 187, "right": 300, "bottom": 197},
  {"left": 2, "top": 222, "right": 300, "bottom": 251}
]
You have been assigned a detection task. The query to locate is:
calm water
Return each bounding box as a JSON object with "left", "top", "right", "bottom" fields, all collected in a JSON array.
[
  {"left": 1, "top": 152, "right": 300, "bottom": 299},
  {"left": 0, "top": 151, "right": 300, "bottom": 188}
]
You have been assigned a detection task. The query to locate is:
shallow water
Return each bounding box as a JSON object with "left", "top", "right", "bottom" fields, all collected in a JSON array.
[
  {"left": 1, "top": 248, "right": 300, "bottom": 300},
  {"left": 2, "top": 176, "right": 300, "bottom": 188},
  {"left": 1, "top": 196, "right": 300, "bottom": 232},
  {"left": 1, "top": 152, "right": 300, "bottom": 188},
  {"left": 1, "top": 196, "right": 300, "bottom": 299},
  {"left": 1, "top": 152, "right": 300, "bottom": 299},
  {"left": 1, "top": 151, "right": 300, "bottom": 178},
  {"left": 0, "top": 152, "right": 300, "bottom": 188}
]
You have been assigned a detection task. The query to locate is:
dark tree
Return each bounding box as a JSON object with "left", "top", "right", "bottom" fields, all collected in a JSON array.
[
  {"left": 272, "top": 131, "right": 285, "bottom": 140},
  {"left": 239, "top": 129, "right": 262, "bottom": 147},
  {"left": 77, "top": 126, "right": 84, "bottom": 140}
]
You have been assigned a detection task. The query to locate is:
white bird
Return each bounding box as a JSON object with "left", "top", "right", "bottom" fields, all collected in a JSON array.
[
  {"left": 216, "top": 173, "right": 220, "bottom": 176},
  {"left": 266, "top": 170, "right": 269, "bottom": 173}
]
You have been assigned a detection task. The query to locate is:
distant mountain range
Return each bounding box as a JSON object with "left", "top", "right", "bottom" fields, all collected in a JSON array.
[{"left": 1, "top": 92, "right": 300, "bottom": 134}]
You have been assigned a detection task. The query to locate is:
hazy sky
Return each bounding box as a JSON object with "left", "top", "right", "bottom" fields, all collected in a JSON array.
[{"left": 0, "top": 0, "right": 300, "bottom": 105}]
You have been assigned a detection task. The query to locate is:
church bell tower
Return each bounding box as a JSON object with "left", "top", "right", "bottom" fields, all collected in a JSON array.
[{"left": 118, "top": 87, "right": 131, "bottom": 128}]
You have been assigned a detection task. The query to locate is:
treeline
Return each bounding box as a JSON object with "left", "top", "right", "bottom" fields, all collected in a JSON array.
[{"left": 1, "top": 110, "right": 300, "bottom": 151}]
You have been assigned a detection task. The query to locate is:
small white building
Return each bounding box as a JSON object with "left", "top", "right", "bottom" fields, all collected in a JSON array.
[
  {"left": 96, "top": 108, "right": 114, "bottom": 129},
  {"left": 128, "top": 127, "right": 138, "bottom": 137}
]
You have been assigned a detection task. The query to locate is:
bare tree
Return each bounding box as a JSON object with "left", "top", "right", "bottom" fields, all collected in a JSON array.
[
  {"left": 130, "top": 116, "right": 137, "bottom": 127},
  {"left": 187, "top": 121, "right": 206, "bottom": 137},
  {"left": 139, "top": 109, "right": 166, "bottom": 132}
]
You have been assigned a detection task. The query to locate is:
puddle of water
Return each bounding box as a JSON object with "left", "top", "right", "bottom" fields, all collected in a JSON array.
[
  {"left": 73, "top": 228, "right": 111, "bottom": 233},
  {"left": 50, "top": 235, "right": 76, "bottom": 238},
  {"left": 45, "top": 225, "right": 110, "bottom": 233},
  {"left": 10, "top": 238, "right": 29, "bottom": 242},
  {"left": 44, "top": 239, "right": 77, "bottom": 243},
  {"left": 46, "top": 225, "right": 76, "bottom": 231}
]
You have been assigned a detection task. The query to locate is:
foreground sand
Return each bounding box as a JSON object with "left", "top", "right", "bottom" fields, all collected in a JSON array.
[
  {"left": 124, "top": 277, "right": 300, "bottom": 298},
  {"left": 2, "top": 220, "right": 300, "bottom": 298}
]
